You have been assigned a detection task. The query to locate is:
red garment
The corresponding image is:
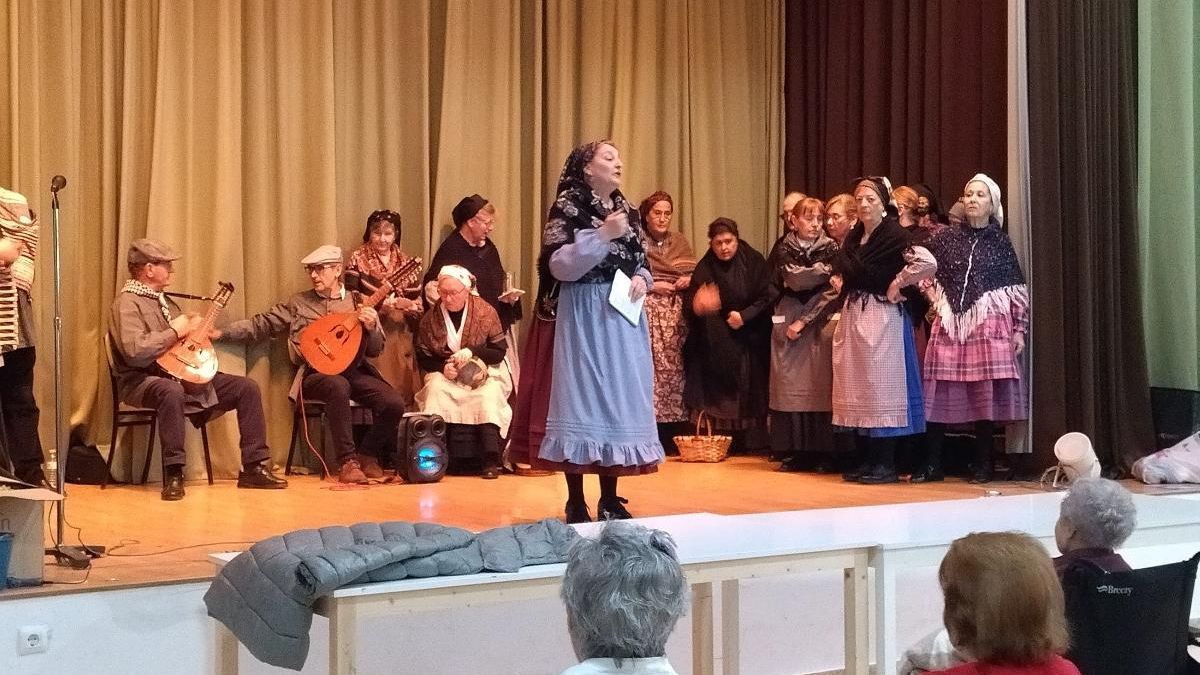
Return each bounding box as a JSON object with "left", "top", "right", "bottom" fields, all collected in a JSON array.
[{"left": 930, "top": 655, "right": 1081, "bottom": 675}]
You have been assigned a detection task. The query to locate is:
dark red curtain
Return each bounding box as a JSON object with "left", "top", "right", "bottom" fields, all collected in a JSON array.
[{"left": 784, "top": 0, "right": 1006, "bottom": 206}]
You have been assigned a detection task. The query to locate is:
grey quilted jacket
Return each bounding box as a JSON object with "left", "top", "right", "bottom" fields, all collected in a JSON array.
[{"left": 204, "top": 518, "right": 578, "bottom": 670}]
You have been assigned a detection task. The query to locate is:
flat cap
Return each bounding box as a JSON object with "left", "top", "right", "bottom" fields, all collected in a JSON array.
[
  {"left": 128, "top": 238, "right": 180, "bottom": 266},
  {"left": 300, "top": 244, "right": 343, "bottom": 266}
]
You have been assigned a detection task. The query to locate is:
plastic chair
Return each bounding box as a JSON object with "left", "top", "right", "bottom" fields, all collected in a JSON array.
[
  {"left": 102, "top": 333, "right": 213, "bottom": 488},
  {"left": 1062, "top": 551, "right": 1200, "bottom": 675}
]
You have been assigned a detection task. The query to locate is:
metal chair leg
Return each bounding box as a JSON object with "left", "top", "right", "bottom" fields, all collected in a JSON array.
[
  {"left": 200, "top": 423, "right": 214, "bottom": 485},
  {"left": 140, "top": 419, "right": 157, "bottom": 485},
  {"left": 103, "top": 420, "right": 118, "bottom": 489}
]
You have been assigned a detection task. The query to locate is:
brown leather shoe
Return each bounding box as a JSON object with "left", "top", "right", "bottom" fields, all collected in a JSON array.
[
  {"left": 513, "top": 465, "right": 554, "bottom": 477},
  {"left": 357, "top": 453, "right": 384, "bottom": 479},
  {"left": 338, "top": 458, "right": 368, "bottom": 484}
]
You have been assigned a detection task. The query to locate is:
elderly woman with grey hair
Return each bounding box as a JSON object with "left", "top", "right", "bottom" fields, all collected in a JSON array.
[
  {"left": 559, "top": 521, "right": 688, "bottom": 674},
  {"left": 1053, "top": 476, "right": 1136, "bottom": 574}
]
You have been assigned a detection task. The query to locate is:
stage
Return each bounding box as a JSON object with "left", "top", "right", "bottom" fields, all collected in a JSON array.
[
  {"left": 21, "top": 456, "right": 1068, "bottom": 596},
  {"left": 8, "top": 458, "right": 1199, "bottom": 675}
]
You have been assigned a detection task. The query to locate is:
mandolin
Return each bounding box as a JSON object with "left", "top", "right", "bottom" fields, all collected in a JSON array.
[
  {"left": 298, "top": 257, "right": 422, "bottom": 376},
  {"left": 156, "top": 282, "right": 235, "bottom": 384}
]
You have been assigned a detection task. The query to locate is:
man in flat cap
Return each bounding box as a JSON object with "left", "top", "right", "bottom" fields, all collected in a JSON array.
[
  {"left": 217, "top": 245, "right": 405, "bottom": 484},
  {"left": 109, "top": 238, "right": 288, "bottom": 500}
]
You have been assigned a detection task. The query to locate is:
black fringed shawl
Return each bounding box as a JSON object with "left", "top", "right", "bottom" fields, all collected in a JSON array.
[
  {"left": 832, "top": 216, "right": 911, "bottom": 296},
  {"left": 539, "top": 143, "right": 646, "bottom": 286},
  {"left": 927, "top": 219, "right": 1025, "bottom": 314}
]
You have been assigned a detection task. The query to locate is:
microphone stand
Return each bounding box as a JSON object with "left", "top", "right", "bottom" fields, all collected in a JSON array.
[{"left": 45, "top": 176, "right": 100, "bottom": 569}]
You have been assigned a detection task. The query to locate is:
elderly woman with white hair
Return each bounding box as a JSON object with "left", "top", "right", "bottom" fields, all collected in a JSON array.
[
  {"left": 559, "top": 521, "right": 687, "bottom": 675},
  {"left": 912, "top": 173, "right": 1029, "bottom": 485},
  {"left": 1053, "top": 476, "right": 1136, "bottom": 574},
  {"left": 414, "top": 265, "right": 512, "bottom": 478}
]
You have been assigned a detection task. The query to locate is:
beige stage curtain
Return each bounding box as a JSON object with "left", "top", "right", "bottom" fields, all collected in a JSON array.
[{"left": 1, "top": 0, "right": 782, "bottom": 479}]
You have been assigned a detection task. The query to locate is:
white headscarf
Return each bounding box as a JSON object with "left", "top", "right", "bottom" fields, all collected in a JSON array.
[
  {"left": 437, "top": 264, "right": 475, "bottom": 291},
  {"left": 968, "top": 173, "right": 1004, "bottom": 225}
]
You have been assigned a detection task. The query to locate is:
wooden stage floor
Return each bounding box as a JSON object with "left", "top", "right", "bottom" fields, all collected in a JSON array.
[{"left": 22, "top": 456, "right": 1063, "bottom": 596}]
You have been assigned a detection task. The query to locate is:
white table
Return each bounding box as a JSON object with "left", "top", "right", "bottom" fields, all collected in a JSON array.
[
  {"left": 735, "top": 492, "right": 1200, "bottom": 675},
  {"left": 210, "top": 512, "right": 874, "bottom": 675}
]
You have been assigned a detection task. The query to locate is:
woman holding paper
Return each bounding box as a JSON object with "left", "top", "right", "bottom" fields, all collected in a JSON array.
[
  {"left": 683, "top": 217, "right": 772, "bottom": 453},
  {"left": 537, "top": 140, "right": 664, "bottom": 524}
]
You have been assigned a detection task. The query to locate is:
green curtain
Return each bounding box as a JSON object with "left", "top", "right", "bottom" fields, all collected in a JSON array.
[{"left": 1137, "top": 0, "right": 1200, "bottom": 392}]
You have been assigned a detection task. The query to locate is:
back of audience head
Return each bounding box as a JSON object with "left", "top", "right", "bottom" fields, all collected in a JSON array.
[
  {"left": 560, "top": 521, "right": 688, "bottom": 665},
  {"left": 939, "top": 531, "right": 1070, "bottom": 666},
  {"left": 1056, "top": 477, "right": 1137, "bottom": 554}
]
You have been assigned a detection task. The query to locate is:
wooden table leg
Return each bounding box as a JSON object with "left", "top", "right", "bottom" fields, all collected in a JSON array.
[
  {"left": 874, "top": 553, "right": 899, "bottom": 675},
  {"left": 213, "top": 621, "right": 238, "bottom": 675},
  {"left": 329, "top": 599, "right": 359, "bottom": 675},
  {"left": 843, "top": 555, "right": 870, "bottom": 675},
  {"left": 692, "top": 581, "right": 715, "bottom": 675},
  {"left": 720, "top": 579, "right": 740, "bottom": 675}
]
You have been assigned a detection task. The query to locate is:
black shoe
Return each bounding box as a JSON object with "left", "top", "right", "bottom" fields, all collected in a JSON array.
[
  {"left": 909, "top": 466, "right": 945, "bottom": 483},
  {"left": 814, "top": 457, "right": 836, "bottom": 474},
  {"left": 238, "top": 462, "right": 288, "bottom": 489},
  {"left": 969, "top": 465, "right": 994, "bottom": 484},
  {"left": 481, "top": 465, "right": 500, "bottom": 480},
  {"left": 778, "top": 456, "right": 805, "bottom": 472},
  {"left": 161, "top": 467, "right": 185, "bottom": 501},
  {"left": 842, "top": 462, "right": 870, "bottom": 482},
  {"left": 597, "top": 496, "right": 634, "bottom": 520},
  {"left": 857, "top": 465, "right": 899, "bottom": 484},
  {"left": 564, "top": 501, "right": 592, "bottom": 524}
]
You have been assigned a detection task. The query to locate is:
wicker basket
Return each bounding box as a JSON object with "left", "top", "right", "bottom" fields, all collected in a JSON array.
[{"left": 674, "top": 412, "right": 732, "bottom": 463}]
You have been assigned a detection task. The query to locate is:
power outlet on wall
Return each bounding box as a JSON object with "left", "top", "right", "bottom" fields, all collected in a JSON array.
[{"left": 17, "top": 625, "right": 50, "bottom": 655}]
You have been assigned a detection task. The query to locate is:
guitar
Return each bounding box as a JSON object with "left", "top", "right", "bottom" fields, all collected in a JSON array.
[
  {"left": 298, "top": 257, "right": 422, "bottom": 376},
  {"left": 156, "top": 282, "right": 235, "bottom": 384}
]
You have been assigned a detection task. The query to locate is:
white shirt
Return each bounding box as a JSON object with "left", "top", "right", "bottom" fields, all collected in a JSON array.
[{"left": 559, "top": 657, "right": 679, "bottom": 675}]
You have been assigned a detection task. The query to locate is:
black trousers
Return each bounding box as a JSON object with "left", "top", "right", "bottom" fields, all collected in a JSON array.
[
  {"left": 137, "top": 372, "right": 271, "bottom": 468},
  {"left": 0, "top": 347, "right": 44, "bottom": 482},
  {"left": 302, "top": 364, "right": 405, "bottom": 461}
]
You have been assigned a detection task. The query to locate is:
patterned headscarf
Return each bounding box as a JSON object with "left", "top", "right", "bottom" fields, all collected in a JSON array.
[
  {"left": 555, "top": 139, "right": 610, "bottom": 194},
  {"left": 540, "top": 140, "right": 645, "bottom": 285}
]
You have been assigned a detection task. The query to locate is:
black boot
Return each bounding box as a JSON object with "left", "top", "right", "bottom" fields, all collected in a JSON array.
[
  {"left": 969, "top": 421, "right": 996, "bottom": 484},
  {"left": 911, "top": 423, "right": 945, "bottom": 483},
  {"left": 564, "top": 500, "right": 592, "bottom": 524},
  {"left": 161, "top": 464, "right": 185, "bottom": 501},
  {"left": 858, "top": 438, "right": 899, "bottom": 484},
  {"left": 479, "top": 425, "right": 501, "bottom": 479},
  {"left": 597, "top": 496, "right": 633, "bottom": 520},
  {"left": 842, "top": 435, "right": 870, "bottom": 481}
]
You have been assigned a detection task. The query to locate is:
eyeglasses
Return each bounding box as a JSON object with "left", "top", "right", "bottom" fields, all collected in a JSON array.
[
  {"left": 305, "top": 263, "right": 339, "bottom": 274},
  {"left": 472, "top": 216, "right": 496, "bottom": 228}
]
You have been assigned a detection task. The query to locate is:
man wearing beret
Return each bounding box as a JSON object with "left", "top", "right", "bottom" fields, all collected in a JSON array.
[
  {"left": 217, "top": 245, "right": 405, "bottom": 484},
  {"left": 109, "top": 238, "right": 288, "bottom": 501}
]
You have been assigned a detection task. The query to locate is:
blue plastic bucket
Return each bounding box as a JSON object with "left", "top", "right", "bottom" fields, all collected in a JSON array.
[{"left": 0, "top": 532, "right": 13, "bottom": 588}]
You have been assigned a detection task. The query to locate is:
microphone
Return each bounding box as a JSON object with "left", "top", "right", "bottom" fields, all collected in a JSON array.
[{"left": 50, "top": 175, "right": 67, "bottom": 193}]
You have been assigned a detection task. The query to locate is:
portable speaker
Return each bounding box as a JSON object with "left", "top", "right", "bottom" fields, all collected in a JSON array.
[{"left": 397, "top": 413, "right": 448, "bottom": 483}]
